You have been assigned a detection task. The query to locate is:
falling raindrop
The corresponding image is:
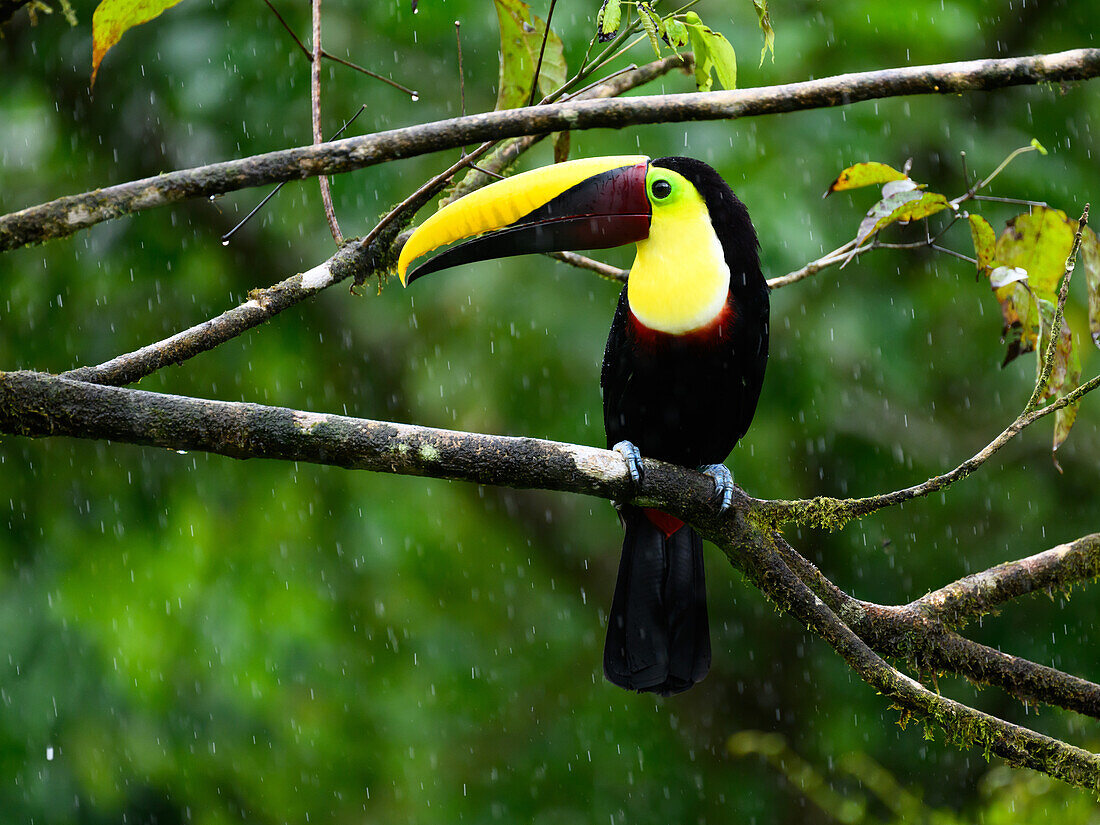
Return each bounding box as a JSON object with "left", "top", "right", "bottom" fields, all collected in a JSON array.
[
  {"left": 411, "top": 92, "right": 420, "bottom": 102},
  {"left": 221, "top": 238, "right": 230, "bottom": 246}
]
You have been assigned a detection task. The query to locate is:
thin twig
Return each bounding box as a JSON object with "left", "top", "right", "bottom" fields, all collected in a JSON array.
[
  {"left": 546, "top": 251, "right": 627, "bottom": 282},
  {"left": 311, "top": 0, "right": 343, "bottom": 245},
  {"left": 1025, "top": 204, "right": 1090, "bottom": 412},
  {"left": 766, "top": 241, "right": 856, "bottom": 289},
  {"left": 527, "top": 0, "right": 558, "bottom": 107},
  {"left": 754, "top": 371, "right": 1100, "bottom": 527},
  {"left": 262, "top": 0, "right": 417, "bottom": 98},
  {"left": 455, "top": 20, "right": 466, "bottom": 121},
  {"left": 222, "top": 104, "right": 367, "bottom": 244}
]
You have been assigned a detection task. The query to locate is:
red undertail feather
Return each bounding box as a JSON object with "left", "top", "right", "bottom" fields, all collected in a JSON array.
[{"left": 642, "top": 508, "right": 685, "bottom": 539}]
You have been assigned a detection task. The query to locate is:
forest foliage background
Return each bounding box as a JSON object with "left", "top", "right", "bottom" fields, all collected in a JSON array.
[{"left": 1, "top": 0, "right": 1098, "bottom": 822}]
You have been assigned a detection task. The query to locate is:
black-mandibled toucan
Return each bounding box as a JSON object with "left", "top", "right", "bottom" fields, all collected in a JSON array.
[{"left": 397, "top": 155, "right": 769, "bottom": 696}]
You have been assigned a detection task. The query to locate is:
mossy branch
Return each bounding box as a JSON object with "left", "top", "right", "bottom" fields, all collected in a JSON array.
[{"left": 2, "top": 369, "right": 1099, "bottom": 790}]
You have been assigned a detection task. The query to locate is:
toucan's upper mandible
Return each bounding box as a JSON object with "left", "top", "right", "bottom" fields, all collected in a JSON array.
[{"left": 397, "top": 155, "right": 653, "bottom": 285}]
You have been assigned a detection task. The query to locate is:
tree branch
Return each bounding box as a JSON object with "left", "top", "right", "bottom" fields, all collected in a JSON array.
[
  {"left": 910, "top": 533, "right": 1100, "bottom": 625},
  {"left": 770, "top": 537, "right": 1100, "bottom": 718},
  {"left": 753, "top": 371, "right": 1100, "bottom": 528},
  {"left": 59, "top": 55, "right": 688, "bottom": 388},
  {"left": 4, "top": 49, "right": 1098, "bottom": 251},
  {"left": 311, "top": 0, "right": 343, "bottom": 245},
  {"left": 2, "top": 368, "right": 1099, "bottom": 789},
  {"left": 723, "top": 525, "right": 1100, "bottom": 790}
]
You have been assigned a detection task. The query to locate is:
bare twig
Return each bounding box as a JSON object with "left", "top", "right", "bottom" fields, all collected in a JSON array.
[
  {"left": 222, "top": 104, "right": 368, "bottom": 244},
  {"left": 455, "top": 20, "right": 466, "bottom": 122},
  {"left": 528, "top": 0, "right": 558, "bottom": 107},
  {"left": 262, "top": 0, "right": 417, "bottom": 97},
  {"left": 6, "top": 49, "right": 1099, "bottom": 251},
  {"left": 754, "top": 371, "right": 1100, "bottom": 527},
  {"left": 546, "top": 251, "right": 627, "bottom": 282},
  {"left": 311, "top": 0, "right": 342, "bottom": 245}
]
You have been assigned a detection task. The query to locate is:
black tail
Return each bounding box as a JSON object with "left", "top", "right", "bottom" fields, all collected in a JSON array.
[{"left": 603, "top": 506, "right": 711, "bottom": 696}]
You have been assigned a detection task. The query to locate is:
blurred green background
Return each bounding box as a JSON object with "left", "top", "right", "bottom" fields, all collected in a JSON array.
[{"left": 2, "top": 0, "right": 1098, "bottom": 822}]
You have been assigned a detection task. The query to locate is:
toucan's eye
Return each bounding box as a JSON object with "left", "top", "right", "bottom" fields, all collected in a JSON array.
[{"left": 651, "top": 179, "right": 673, "bottom": 200}]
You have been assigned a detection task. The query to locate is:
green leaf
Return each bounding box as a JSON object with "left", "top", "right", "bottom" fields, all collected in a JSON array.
[
  {"left": 852, "top": 190, "right": 950, "bottom": 249},
  {"left": 994, "top": 206, "right": 1076, "bottom": 299},
  {"left": 684, "top": 12, "right": 737, "bottom": 91},
  {"left": 753, "top": 0, "right": 775, "bottom": 65},
  {"left": 825, "top": 162, "right": 908, "bottom": 196},
  {"left": 596, "top": 0, "right": 621, "bottom": 43},
  {"left": 493, "top": 0, "right": 567, "bottom": 111},
  {"left": 968, "top": 214, "right": 997, "bottom": 275},
  {"left": 663, "top": 17, "right": 689, "bottom": 49},
  {"left": 637, "top": 2, "right": 663, "bottom": 58},
  {"left": 91, "top": 0, "right": 187, "bottom": 87},
  {"left": 1080, "top": 226, "right": 1100, "bottom": 348}
]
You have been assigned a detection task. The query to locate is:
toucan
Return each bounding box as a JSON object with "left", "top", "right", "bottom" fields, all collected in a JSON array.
[{"left": 397, "top": 155, "right": 769, "bottom": 696}]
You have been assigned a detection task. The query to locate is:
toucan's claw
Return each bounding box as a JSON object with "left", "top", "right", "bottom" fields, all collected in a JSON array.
[
  {"left": 613, "top": 441, "right": 645, "bottom": 489},
  {"left": 699, "top": 463, "right": 734, "bottom": 512}
]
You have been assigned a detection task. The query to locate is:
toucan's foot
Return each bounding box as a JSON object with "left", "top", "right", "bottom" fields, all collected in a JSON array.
[
  {"left": 699, "top": 463, "right": 734, "bottom": 512},
  {"left": 614, "top": 441, "right": 645, "bottom": 489}
]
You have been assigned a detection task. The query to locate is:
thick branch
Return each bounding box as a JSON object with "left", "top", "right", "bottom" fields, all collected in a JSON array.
[
  {"left": 2, "top": 369, "right": 1100, "bottom": 789},
  {"left": 0, "top": 370, "right": 711, "bottom": 507},
  {"left": 911, "top": 534, "right": 1100, "bottom": 625},
  {"left": 772, "top": 538, "right": 1100, "bottom": 718},
  {"left": 722, "top": 526, "right": 1100, "bottom": 790},
  {"left": 4, "top": 49, "right": 1099, "bottom": 250}
]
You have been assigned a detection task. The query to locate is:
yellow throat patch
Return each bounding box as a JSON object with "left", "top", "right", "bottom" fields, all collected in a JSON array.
[{"left": 627, "top": 166, "right": 730, "bottom": 334}]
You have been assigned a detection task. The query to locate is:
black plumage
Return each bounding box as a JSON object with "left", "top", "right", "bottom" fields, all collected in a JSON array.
[{"left": 601, "top": 156, "right": 769, "bottom": 695}]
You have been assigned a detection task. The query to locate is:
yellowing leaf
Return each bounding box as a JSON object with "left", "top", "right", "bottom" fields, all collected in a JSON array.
[
  {"left": 493, "top": 0, "right": 567, "bottom": 111},
  {"left": 994, "top": 206, "right": 1076, "bottom": 299},
  {"left": 553, "top": 130, "right": 570, "bottom": 164},
  {"left": 991, "top": 279, "right": 1041, "bottom": 367},
  {"left": 1081, "top": 226, "right": 1100, "bottom": 348},
  {"left": 663, "top": 17, "right": 689, "bottom": 49},
  {"left": 1037, "top": 303, "right": 1082, "bottom": 452},
  {"left": 752, "top": 0, "right": 774, "bottom": 65},
  {"left": 826, "top": 162, "right": 908, "bottom": 196},
  {"left": 968, "top": 214, "right": 996, "bottom": 275},
  {"left": 853, "top": 191, "right": 950, "bottom": 249},
  {"left": 91, "top": 0, "right": 186, "bottom": 87}
]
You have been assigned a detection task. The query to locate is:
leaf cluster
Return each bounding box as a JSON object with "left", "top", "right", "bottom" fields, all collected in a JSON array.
[{"left": 826, "top": 150, "right": 1099, "bottom": 452}]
